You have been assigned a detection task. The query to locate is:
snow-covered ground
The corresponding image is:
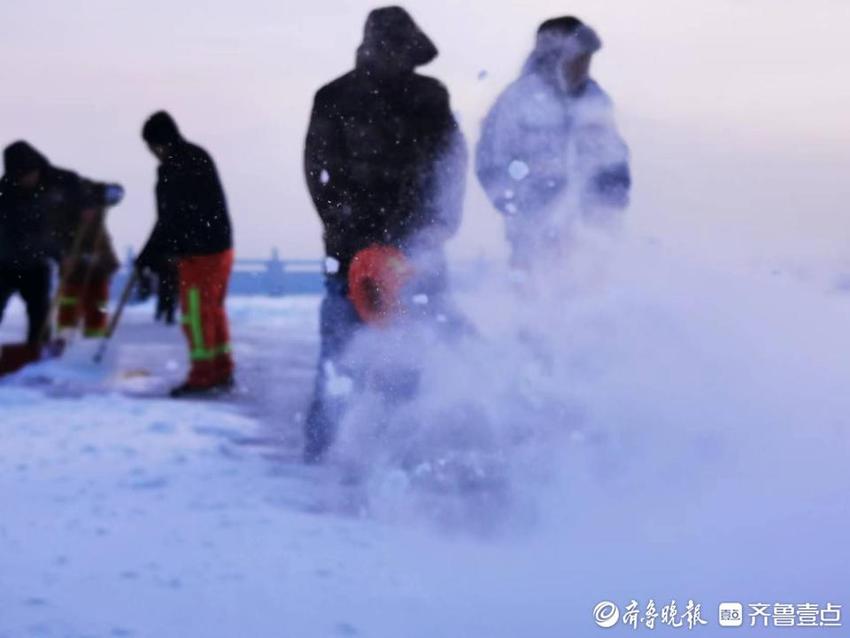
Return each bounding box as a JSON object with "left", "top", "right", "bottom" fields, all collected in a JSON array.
[{"left": 2, "top": 242, "right": 850, "bottom": 637}]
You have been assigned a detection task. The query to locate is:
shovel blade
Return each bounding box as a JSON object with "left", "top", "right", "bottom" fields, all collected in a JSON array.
[
  {"left": 0, "top": 339, "right": 66, "bottom": 377},
  {"left": 0, "top": 343, "right": 41, "bottom": 377}
]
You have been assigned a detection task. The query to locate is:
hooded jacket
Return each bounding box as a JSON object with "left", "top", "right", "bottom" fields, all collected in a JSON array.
[
  {"left": 475, "top": 19, "right": 630, "bottom": 229},
  {"left": 0, "top": 141, "right": 121, "bottom": 269},
  {"left": 138, "top": 112, "right": 232, "bottom": 263},
  {"left": 304, "top": 6, "right": 467, "bottom": 278}
]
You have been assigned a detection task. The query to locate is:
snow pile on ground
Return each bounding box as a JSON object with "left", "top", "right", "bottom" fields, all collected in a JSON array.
[
  {"left": 327, "top": 233, "right": 850, "bottom": 626},
  {"left": 335, "top": 233, "right": 850, "bottom": 524},
  {"left": 2, "top": 237, "right": 850, "bottom": 636}
]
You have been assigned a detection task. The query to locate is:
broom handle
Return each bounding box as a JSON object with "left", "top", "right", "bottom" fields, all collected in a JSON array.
[{"left": 92, "top": 268, "right": 138, "bottom": 364}]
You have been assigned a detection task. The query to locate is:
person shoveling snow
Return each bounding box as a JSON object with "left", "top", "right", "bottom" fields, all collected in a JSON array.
[{"left": 0, "top": 140, "right": 123, "bottom": 376}]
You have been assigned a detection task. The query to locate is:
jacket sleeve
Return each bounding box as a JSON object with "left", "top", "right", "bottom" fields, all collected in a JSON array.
[
  {"left": 570, "top": 84, "right": 631, "bottom": 213},
  {"left": 186, "top": 149, "right": 227, "bottom": 219},
  {"left": 576, "top": 120, "right": 631, "bottom": 212},
  {"left": 137, "top": 169, "right": 171, "bottom": 266},
  {"left": 590, "top": 160, "right": 630, "bottom": 208},
  {"left": 45, "top": 169, "right": 86, "bottom": 259},
  {"left": 0, "top": 187, "right": 9, "bottom": 263},
  {"left": 79, "top": 179, "right": 125, "bottom": 209},
  {"left": 475, "top": 84, "right": 566, "bottom": 219},
  {"left": 137, "top": 216, "right": 166, "bottom": 268},
  {"left": 304, "top": 88, "right": 353, "bottom": 230},
  {"left": 475, "top": 91, "right": 517, "bottom": 215},
  {"left": 44, "top": 171, "right": 121, "bottom": 260},
  {"left": 410, "top": 80, "right": 467, "bottom": 246}
]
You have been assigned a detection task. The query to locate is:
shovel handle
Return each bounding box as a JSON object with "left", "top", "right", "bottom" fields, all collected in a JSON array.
[{"left": 93, "top": 268, "right": 138, "bottom": 364}]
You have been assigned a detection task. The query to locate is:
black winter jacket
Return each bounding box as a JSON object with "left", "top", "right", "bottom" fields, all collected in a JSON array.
[
  {"left": 140, "top": 137, "right": 232, "bottom": 263},
  {"left": 0, "top": 142, "right": 120, "bottom": 268},
  {"left": 304, "top": 7, "right": 467, "bottom": 276}
]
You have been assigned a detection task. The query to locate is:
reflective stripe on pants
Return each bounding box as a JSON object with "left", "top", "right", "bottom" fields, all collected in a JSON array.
[{"left": 178, "top": 249, "right": 235, "bottom": 385}]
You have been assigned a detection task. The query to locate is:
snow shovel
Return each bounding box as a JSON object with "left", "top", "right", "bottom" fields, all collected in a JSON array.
[
  {"left": 0, "top": 343, "right": 49, "bottom": 377},
  {"left": 0, "top": 288, "right": 71, "bottom": 377},
  {"left": 93, "top": 268, "right": 138, "bottom": 364}
]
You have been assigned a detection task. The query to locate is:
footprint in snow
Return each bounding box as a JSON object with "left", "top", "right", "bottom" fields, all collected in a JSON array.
[
  {"left": 335, "top": 623, "right": 359, "bottom": 636},
  {"left": 147, "top": 422, "right": 176, "bottom": 435}
]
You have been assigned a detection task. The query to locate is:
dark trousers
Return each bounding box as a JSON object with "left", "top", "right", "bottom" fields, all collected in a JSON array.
[
  {"left": 155, "top": 258, "right": 179, "bottom": 324},
  {"left": 302, "top": 269, "right": 472, "bottom": 462},
  {"left": 304, "top": 276, "right": 363, "bottom": 462},
  {"left": 0, "top": 262, "right": 52, "bottom": 345}
]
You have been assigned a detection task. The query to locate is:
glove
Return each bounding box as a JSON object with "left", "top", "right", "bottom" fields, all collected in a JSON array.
[
  {"left": 103, "top": 183, "right": 125, "bottom": 207},
  {"left": 133, "top": 269, "right": 154, "bottom": 303},
  {"left": 134, "top": 249, "right": 152, "bottom": 272}
]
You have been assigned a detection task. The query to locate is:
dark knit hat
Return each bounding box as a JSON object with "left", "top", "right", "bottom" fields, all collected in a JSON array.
[
  {"left": 142, "top": 111, "right": 181, "bottom": 145},
  {"left": 538, "top": 16, "right": 584, "bottom": 37},
  {"left": 535, "top": 16, "right": 601, "bottom": 57},
  {"left": 3, "top": 140, "right": 47, "bottom": 177}
]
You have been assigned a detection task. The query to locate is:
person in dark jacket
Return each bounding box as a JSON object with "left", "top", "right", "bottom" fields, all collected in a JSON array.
[
  {"left": 0, "top": 141, "right": 122, "bottom": 345},
  {"left": 476, "top": 17, "right": 631, "bottom": 271},
  {"left": 302, "top": 6, "right": 467, "bottom": 462},
  {"left": 137, "top": 111, "right": 235, "bottom": 397}
]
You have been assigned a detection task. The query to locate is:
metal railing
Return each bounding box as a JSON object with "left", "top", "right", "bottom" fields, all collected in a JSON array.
[{"left": 113, "top": 249, "right": 325, "bottom": 298}]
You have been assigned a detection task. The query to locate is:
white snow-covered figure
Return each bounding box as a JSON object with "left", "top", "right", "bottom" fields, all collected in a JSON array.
[{"left": 475, "top": 16, "right": 631, "bottom": 270}]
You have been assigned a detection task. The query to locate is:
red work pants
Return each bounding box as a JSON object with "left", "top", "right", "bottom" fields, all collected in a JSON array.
[
  {"left": 178, "top": 249, "right": 235, "bottom": 387},
  {"left": 57, "top": 278, "right": 110, "bottom": 337}
]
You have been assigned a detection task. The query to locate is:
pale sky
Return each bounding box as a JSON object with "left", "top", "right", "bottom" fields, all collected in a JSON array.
[{"left": 2, "top": 0, "right": 849, "bottom": 264}]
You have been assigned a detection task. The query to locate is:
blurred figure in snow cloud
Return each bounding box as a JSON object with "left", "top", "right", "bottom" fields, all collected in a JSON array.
[
  {"left": 476, "top": 17, "right": 631, "bottom": 273},
  {"left": 303, "top": 6, "right": 467, "bottom": 462}
]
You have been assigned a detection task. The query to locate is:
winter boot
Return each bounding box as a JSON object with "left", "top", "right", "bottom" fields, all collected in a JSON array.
[{"left": 170, "top": 360, "right": 234, "bottom": 398}]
